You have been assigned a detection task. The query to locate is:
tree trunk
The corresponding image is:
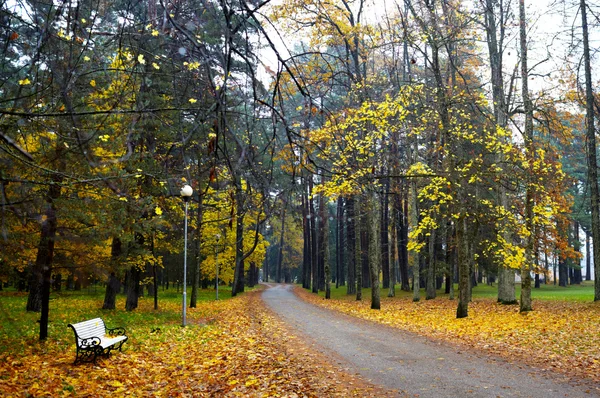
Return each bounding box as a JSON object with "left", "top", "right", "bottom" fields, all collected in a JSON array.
[
  {"left": 232, "top": 190, "right": 245, "bottom": 296},
  {"left": 426, "top": 229, "right": 437, "bottom": 300},
  {"left": 302, "top": 187, "right": 311, "bottom": 289},
  {"left": 310, "top": 180, "right": 318, "bottom": 293},
  {"left": 579, "top": 0, "right": 600, "bottom": 300},
  {"left": 346, "top": 196, "right": 357, "bottom": 295},
  {"left": 456, "top": 218, "right": 469, "bottom": 318},
  {"left": 519, "top": 0, "right": 533, "bottom": 313},
  {"left": 27, "top": 182, "right": 61, "bottom": 340},
  {"left": 574, "top": 221, "right": 582, "bottom": 284},
  {"left": 355, "top": 197, "right": 362, "bottom": 301},
  {"left": 399, "top": 190, "right": 410, "bottom": 291},
  {"left": 103, "top": 238, "right": 122, "bottom": 310},
  {"left": 190, "top": 192, "right": 204, "bottom": 308},
  {"left": 411, "top": 173, "right": 420, "bottom": 302},
  {"left": 324, "top": 209, "right": 331, "bottom": 299},
  {"left": 361, "top": 214, "right": 370, "bottom": 289},
  {"left": 586, "top": 231, "right": 591, "bottom": 281},
  {"left": 125, "top": 265, "right": 141, "bottom": 311},
  {"left": 369, "top": 193, "right": 381, "bottom": 309},
  {"left": 318, "top": 191, "right": 326, "bottom": 291},
  {"left": 389, "top": 196, "right": 398, "bottom": 298},
  {"left": 337, "top": 197, "right": 345, "bottom": 288},
  {"left": 381, "top": 178, "right": 390, "bottom": 290},
  {"left": 277, "top": 198, "right": 287, "bottom": 283},
  {"left": 445, "top": 221, "right": 455, "bottom": 299}
]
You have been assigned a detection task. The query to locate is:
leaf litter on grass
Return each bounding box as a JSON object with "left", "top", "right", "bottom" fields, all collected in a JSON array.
[{"left": 0, "top": 291, "right": 398, "bottom": 397}]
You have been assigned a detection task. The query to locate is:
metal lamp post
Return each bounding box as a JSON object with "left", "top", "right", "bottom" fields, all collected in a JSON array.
[
  {"left": 180, "top": 184, "right": 193, "bottom": 327},
  {"left": 215, "top": 233, "right": 221, "bottom": 300}
]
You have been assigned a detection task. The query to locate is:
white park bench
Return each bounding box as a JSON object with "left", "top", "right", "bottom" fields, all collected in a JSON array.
[{"left": 67, "top": 317, "right": 128, "bottom": 364}]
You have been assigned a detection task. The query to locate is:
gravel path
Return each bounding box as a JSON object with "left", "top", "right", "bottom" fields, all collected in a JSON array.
[{"left": 262, "top": 284, "right": 599, "bottom": 398}]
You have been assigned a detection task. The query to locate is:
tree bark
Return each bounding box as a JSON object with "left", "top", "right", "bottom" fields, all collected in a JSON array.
[
  {"left": 103, "top": 273, "right": 120, "bottom": 310},
  {"left": 389, "top": 196, "right": 398, "bottom": 298},
  {"left": 399, "top": 190, "right": 410, "bottom": 291},
  {"left": 125, "top": 265, "right": 141, "bottom": 311},
  {"left": 318, "top": 191, "right": 326, "bottom": 291},
  {"left": 190, "top": 192, "right": 204, "bottom": 308},
  {"left": 346, "top": 196, "right": 357, "bottom": 295},
  {"left": 381, "top": 178, "right": 390, "bottom": 290},
  {"left": 310, "top": 180, "right": 318, "bottom": 293},
  {"left": 456, "top": 218, "right": 469, "bottom": 318},
  {"left": 519, "top": 0, "right": 533, "bottom": 313},
  {"left": 426, "top": 230, "right": 437, "bottom": 300},
  {"left": 355, "top": 197, "right": 362, "bottom": 301},
  {"left": 586, "top": 231, "right": 591, "bottom": 281},
  {"left": 324, "top": 208, "right": 331, "bottom": 299},
  {"left": 411, "top": 172, "right": 420, "bottom": 302},
  {"left": 337, "top": 197, "right": 345, "bottom": 288},
  {"left": 277, "top": 197, "right": 287, "bottom": 283},
  {"left": 579, "top": 0, "right": 600, "bottom": 299},
  {"left": 232, "top": 189, "right": 246, "bottom": 296},
  {"left": 369, "top": 193, "right": 381, "bottom": 309}
]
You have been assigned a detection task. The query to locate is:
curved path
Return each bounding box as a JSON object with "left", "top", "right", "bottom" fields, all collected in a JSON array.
[{"left": 262, "top": 284, "right": 599, "bottom": 398}]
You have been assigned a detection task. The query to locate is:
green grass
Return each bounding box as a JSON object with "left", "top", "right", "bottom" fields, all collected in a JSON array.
[
  {"left": 313, "top": 280, "right": 596, "bottom": 302},
  {"left": 0, "top": 285, "right": 234, "bottom": 354}
]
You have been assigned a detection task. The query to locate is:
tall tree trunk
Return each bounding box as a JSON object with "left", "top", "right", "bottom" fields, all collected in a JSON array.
[
  {"left": 232, "top": 190, "right": 245, "bottom": 296},
  {"left": 277, "top": 198, "right": 287, "bottom": 283},
  {"left": 484, "top": 0, "right": 517, "bottom": 305},
  {"left": 456, "top": 218, "right": 469, "bottom": 318},
  {"left": 346, "top": 196, "right": 356, "bottom": 295},
  {"left": 355, "top": 197, "right": 362, "bottom": 301},
  {"left": 29, "top": 182, "right": 61, "bottom": 340},
  {"left": 26, "top": 182, "right": 61, "bottom": 316},
  {"left": 369, "top": 193, "right": 381, "bottom": 309},
  {"left": 125, "top": 266, "right": 141, "bottom": 311},
  {"left": 190, "top": 192, "right": 204, "bottom": 308},
  {"left": 411, "top": 173, "right": 420, "bottom": 302},
  {"left": 445, "top": 221, "right": 455, "bottom": 299},
  {"left": 519, "top": 0, "right": 533, "bottom": 312},
  {"left": 103, "top": 272, "right": 120, "bottom": 310},
  {"left": 324, "top": 208, "right": 331, "bottom": 299},
  {"left": 310, "top": 180, "right": 318, "bottom": 293},
  {"left": 318, "top": 191, "right": 326, "bottom": 291},
  {"left": 574, "top": 221, "right": 582, "bottom": 284},
  {"left": 337, "top": 197, "right": 345, "bottom": 288},
  {"left": 426, "top": 230, "right": 437, "bottom": 300},
  {"left": 103, "top": 238, "right": 122, "bottom": 310},
  {"left": 389, "top": 196, "right": 398, "bottom": 298},
  {"left": 579, "top": 0, "right": 600, "bottom": 301},
  {"left": 399, "top": 190, "right": 410, "bottom": 291},
  {"left": 381, "top": 178, "right": 390, "bottom": 290},
  {"left": 361, "top": 205, "right": 370, "bottom": 289},
  {"left": 586, "top": 231, "right": 591, "bottom": 281},
  {"left": 302, "top": 187, "right": 311, "bottom": 289}
]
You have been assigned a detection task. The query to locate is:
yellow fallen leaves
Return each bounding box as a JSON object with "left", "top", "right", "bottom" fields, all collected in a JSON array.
[
  {"left": 296, "top": 288, "right": 600, "bottom": 385},
  {"left": 0, "top": 291, "right": 393, "bottom": 397}
]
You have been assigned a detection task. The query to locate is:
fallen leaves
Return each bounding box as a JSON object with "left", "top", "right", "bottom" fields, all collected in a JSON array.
[
  {"left": 0, "top": 290, "right": 396, "bottom": 397},
  {"left": 295, "top": 287, "right": 600, "bottom": 387}
]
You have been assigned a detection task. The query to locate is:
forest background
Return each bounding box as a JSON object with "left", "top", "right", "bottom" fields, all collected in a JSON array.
[{"left": 1, "top": 0, "right": 600, "bottom": 346}]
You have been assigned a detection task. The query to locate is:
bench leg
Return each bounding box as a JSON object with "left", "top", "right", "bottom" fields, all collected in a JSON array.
[{"left": 74, "top": 347, "right": 101, "bottom": 364}]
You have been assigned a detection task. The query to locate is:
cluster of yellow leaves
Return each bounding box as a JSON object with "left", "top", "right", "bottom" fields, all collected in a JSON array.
[
  {"left": 199, "top": 187, "right": 269, "bottom": 284},
  {"left": 0, "top": 291, "right": 392, "bottom": 397},
  {"left": 297, "top": 288, "right": 600, "bottom": 387}
]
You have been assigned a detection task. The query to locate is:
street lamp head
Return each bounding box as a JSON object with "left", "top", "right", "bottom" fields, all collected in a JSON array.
[{"left": 180, "top": 184, "right": 193, "bottom": 202}]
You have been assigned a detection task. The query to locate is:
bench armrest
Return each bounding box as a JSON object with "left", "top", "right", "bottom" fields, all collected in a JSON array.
[
  {"left": 107, "top": 327, "right": 126, "bottom": 336},
  {"left": 80, "top": 336, "right": 101, "bottom": 349}
]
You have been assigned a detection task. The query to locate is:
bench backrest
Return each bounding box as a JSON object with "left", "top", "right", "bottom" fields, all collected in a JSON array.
[{"left": 69, "top": 318, "right": 107, "bottom": 342}]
